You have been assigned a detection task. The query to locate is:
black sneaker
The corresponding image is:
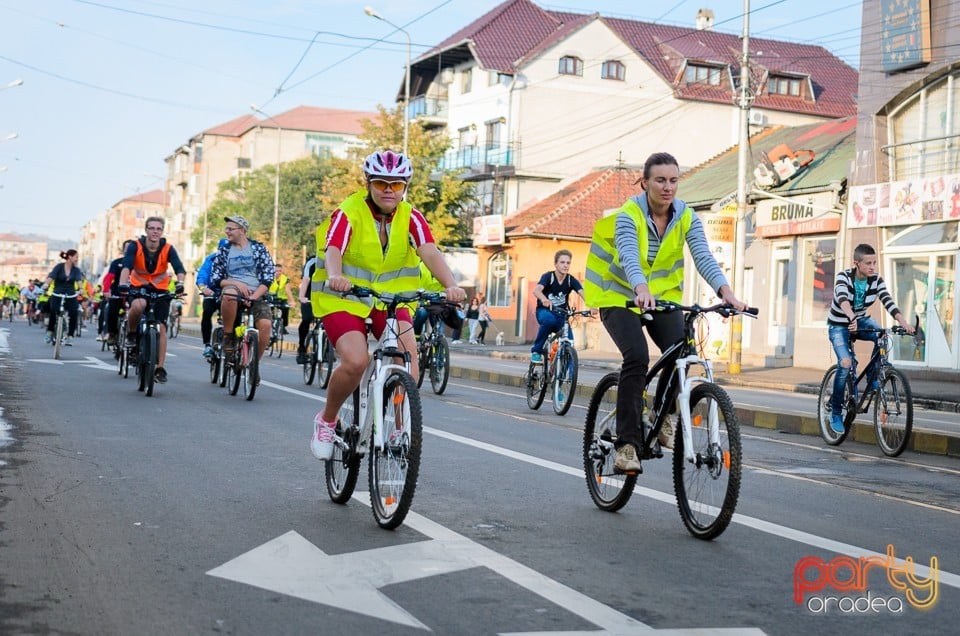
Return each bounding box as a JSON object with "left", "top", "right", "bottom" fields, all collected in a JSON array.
[
  {"left": 296, "top": 351, "right": 308, "bottom": 364},
  {"left": 154, "top": 367, "right": 168, "bottom": 383}
]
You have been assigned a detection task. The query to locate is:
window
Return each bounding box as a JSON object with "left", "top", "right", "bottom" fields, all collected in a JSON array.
[
  {"left": 558, "top": 55, "right": 583, "bottom": 77},
  {"left": 484, "top": 119, "right": 503, "bottom": 150},
  {"left": 486, "top": 251, "right": 512, "bottom": 307},
  {"left": 685, "top": 64, "right": 721, "bottom": 86},
  {"left": 801, "top": 238, "right": 836, "bottom": 326},
  {"left": 889, "top": 72, "right": 959, "bottom": 180},
  {"left": 768, "top": 76, "right": 802, "bottom": 96},
  {"left": 601, "top": 60, "right": 625, "bottom": 81},
  {"left": 461, "top": 68, "right": 473, "bottom": 94}
]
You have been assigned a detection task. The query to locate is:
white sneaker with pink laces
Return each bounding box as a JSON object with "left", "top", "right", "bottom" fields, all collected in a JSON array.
[{"left": 311, "top": 413, "right": 336, "bottom": 460}]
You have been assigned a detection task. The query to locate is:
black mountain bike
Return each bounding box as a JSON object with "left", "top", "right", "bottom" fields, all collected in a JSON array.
[
  {"left": 127, "top": 288, "right": 180, "bottom": 397},
  {"left": 583, "top": 301, "right": 757, "bottom": 540},
  {"left": 416, "top": 298, "right": 454, "bottom": 395},
  {"left": 817, "top": 320, "right": 922, "bottom": 457},
  {"left": 266, "top": 295, "right": 286, "bottom": 358}
]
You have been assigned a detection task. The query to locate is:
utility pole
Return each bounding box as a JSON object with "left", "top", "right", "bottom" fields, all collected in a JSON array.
[{"left": 730, "top": 0, "right": 752, "bottom": 375}]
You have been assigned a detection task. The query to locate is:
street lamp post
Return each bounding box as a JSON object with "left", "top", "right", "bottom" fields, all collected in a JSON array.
[
  {"left": 251, "top": 105, "right": 282, "bottom": 257},
  {"left": 364, "top": 6, "right": 411, "bottom": 155}
]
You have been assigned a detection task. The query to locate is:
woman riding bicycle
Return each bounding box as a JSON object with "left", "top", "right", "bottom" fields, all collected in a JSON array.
[
  {"left": 826, "top": 243, "right": 914, "bottom": 434},
  {"left": 43, "top": 249, "right": 84, "bottom": 346},
  {"left": 584, "top": 152, "right": 748, "bottom": 472},
  {"left": 309, "top": 149, "right": 465, "bottom": 461}
]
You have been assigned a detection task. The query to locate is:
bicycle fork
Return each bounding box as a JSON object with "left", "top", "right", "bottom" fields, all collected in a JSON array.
[{"left": 674, "top": 356, "right": 717, "bottom": 465}]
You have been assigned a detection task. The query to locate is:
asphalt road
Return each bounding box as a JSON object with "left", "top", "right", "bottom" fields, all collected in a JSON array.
[{"left": 1, "top": 320, "right": 958, "bottom": 635}]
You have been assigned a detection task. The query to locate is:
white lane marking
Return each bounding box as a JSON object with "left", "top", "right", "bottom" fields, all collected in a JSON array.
[
  {"left": 424, "top": 427, "right": 960, "bottom": 591},
  {"left": 27, "top": 356, "right": 116, "bottom": 371}
]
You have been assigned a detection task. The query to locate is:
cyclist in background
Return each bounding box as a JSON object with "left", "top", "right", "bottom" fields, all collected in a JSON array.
[
  {"left": 530, "top": 249, "right": 588, "bottom": 363},
  {"left": 268, "top": 263, "right": 295, "bottom": 335},
  {"left": 102, "top": 240, "right": 135, "bottom": 347},
  {"left": 118, "top": 217, "right": 187, "bottom": 384},
  {"left": 197, "top": 238, "right": 229, "bottom": 359},
  {"left": 826, "top": 243, "right": 914, "bottom": 433},
  {"left": 3, "top": 280, "right": 20, "bottom": 319},
  {"left": 309, "top": 150, "right": 465, "bottom": 460},
  {"left": 584, "top": 151, "right": 747, "bottom": 471},
  {"left": 209, "top": 215, "right": 275, "bottom": 361},
  {"left": 20, "top": 280, "right": 42, "bottom": 322},
  {"left": 296, "top": 255, "right": 317, "bottom": 365},
  {"left": 42, "top": 250, "right": 84, "bottom": 345}
]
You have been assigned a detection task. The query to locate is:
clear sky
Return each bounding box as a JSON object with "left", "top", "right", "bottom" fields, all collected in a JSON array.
[{"left": 0, "top": 0, "right": 863, "bottom": 242}]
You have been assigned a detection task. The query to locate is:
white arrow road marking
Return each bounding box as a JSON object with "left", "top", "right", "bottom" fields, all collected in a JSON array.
[{"left": 28, "top": 356, "right": 118, "bottom": 371}]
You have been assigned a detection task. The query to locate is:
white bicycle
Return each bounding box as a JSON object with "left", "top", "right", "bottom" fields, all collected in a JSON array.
[{"left": 324, "top": 286, "right": 439, "bottom": 530}]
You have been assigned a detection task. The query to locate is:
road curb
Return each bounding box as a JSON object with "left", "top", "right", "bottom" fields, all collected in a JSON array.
[{"left": 448, "top": 364, "right": 960, "bottom": 459}]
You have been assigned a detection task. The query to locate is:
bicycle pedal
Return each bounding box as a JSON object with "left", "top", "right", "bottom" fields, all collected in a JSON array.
[{"left": 614, "top": 467, "right": 642, "bottom": 476}]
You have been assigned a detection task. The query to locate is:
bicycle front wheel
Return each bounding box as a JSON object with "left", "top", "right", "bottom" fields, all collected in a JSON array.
[
  {"left": 817, "top": 365, "right": 852, "bottom": 445},
  {"left": 242, "top": 333, "right": 259, "bottom": 401},
  {"left": 228, "top": 349, "right": 242, "bottom": 396},
  {"left": 430, "top": 338, "right": 450, "bottom": 395},
  {"left": 583, "top": 372, "right": 636, "bottom": 511},
  {"left": 318, "top": 332, "right": 334, "bottom": 389},
  {"left": 874, "top": 368, "right": 913, "bottom": 457},
  {"left": 54, "top": 314, "right": 65, "bottom": 360},
  {"left": 326, "top": 389, "right": 361, "bottom": 504},
  {"left": 525, "top": 362, "right": 547, "bottom": 410},
  {"left": 143, "top": 328, "right": 158, "bottom": 397},
  {"left": 369, "top": 371, "right": 423, "bottom": 530},
  {"left": 303, "top": 331, "right": 318, "bottom": 385},
  {"left": 552, "top": 345, "right": 578, "bottom": 416},
  {"left": 673, "top": 383, "right": 741, "bottom": 540}
]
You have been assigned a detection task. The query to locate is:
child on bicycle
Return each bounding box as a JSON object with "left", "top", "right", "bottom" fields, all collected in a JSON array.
[
  {"left": 530, "top": 249, "right": 588, "bottom": 363},
  {"left": 826, "top": 243, "right": 914, "bottom": 433}
]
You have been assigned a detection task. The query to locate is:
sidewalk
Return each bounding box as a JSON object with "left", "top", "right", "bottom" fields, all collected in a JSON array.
[{"left": 445, "top": 340, "right": 960, "bottom": 458}]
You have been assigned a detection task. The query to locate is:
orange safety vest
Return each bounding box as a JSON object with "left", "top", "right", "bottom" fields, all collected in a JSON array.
[{"left": 130, "top": 239, "right": 173, "bottom": 289}]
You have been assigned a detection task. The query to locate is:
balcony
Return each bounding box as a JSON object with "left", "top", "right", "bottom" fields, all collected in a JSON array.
[
  {"left": 437, "top": 143, "right": 516, "bottom": 175},
  {"left": 408, "top": 96, "right": 448, "bottom": 128}
]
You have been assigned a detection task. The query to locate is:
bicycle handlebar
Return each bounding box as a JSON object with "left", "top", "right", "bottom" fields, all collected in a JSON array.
[
  {"left": 625, "top": 299, "right": 759, "bottom": 319},
  {"left": 48, "top": 292, "right": 80, "bottom": 299},
  {"left": 343, "top": 285, "right": 445, "bottom": 307}
]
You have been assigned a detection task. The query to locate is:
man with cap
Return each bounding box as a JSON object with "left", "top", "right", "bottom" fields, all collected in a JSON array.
[{"left": 209, "top": 214, "right": 276, "bottom": 361}]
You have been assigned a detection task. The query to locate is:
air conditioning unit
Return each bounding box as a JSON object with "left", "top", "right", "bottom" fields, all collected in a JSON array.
[
  {"left": 749, "top": 110, "right": 768, "bottom": 126},
  {"left": 438, "top": 68, "right": 455, "bottom": 85}
]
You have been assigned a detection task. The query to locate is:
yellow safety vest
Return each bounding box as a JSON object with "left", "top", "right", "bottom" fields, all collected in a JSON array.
[
  {"left": 311, "top": 191, "right": 422, "bottom": 318},
  {"left": 268, "top": 274, "right": 289, "bottom": 297},
  {"left": 584, "top": 199, "right": 692, "bottom": 312}
]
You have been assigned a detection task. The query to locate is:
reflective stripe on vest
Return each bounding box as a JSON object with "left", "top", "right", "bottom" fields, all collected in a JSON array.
[
  {"left": 310, "top": 191, "right": 422, "bottom": 319},
  {"left": 130, "top": 240, "right": 172, "bottom": 289},
  {"left": 584, "top": 200, "right": 692, "bottom": 311}
]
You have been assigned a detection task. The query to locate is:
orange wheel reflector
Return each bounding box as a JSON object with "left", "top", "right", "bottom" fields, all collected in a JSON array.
[
  {"left": 693, "top": 414, "right": 703, "bottom": 427},
  {"left": 596, "top": 475, "right": 602, "bottom": 484},
  {"left": 723, "top": 450, "right": 731, "bottom": 469},
  {"left": 393, "top": 393, "right": 404, "bottom": 405},
  {"left": 385, "top": 496, "right": 396, "bottom": 506}
]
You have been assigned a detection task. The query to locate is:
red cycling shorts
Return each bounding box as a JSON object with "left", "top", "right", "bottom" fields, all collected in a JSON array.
[{"left": 322, "top": 308, "right": 413, "bottom": 348}]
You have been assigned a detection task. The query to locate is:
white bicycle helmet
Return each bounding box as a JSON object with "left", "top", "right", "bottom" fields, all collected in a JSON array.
[{"left": 362, "top": 150, "right": 413, "bottom": 180}]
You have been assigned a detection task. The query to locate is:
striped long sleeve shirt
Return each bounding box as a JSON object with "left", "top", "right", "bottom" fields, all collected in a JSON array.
[
  {"left": 614, "top": 195, "right": 728, "bottom": 296},
  {"left": 827, "top": 268, "right": 901, "bottom": 326}
]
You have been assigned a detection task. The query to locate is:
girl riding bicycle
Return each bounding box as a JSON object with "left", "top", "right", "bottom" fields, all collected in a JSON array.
[
  {"left": 826, "top": 243, "right": 914, "bottom": 433},
  {"left": 43, "top": 249, "right": 84, "bottom": 345}
]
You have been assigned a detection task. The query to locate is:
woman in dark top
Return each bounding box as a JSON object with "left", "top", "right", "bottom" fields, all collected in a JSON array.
[{"left": 43, "top": 249, "right": 84, "bottom": 344}]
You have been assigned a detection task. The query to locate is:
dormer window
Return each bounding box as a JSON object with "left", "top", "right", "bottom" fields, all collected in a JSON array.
[
  {"left": 601, "top": 60, "right": 626, "bottom": 81},
  {"left": 685, "top": 63, "right": 722, "bottom": 86},
  {"left": 768, "top": 75, "right": 802, "bottom": 96},
  {"left": 559, "top": 55, "right": 583, "bottom": 77}
]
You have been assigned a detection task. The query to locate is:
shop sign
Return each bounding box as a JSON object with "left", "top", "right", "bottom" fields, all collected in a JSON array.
[
  {"left": 848, "top": 172, "right": 960, "bottom": 228},
  {"left": 755, "top": 192, "right": 841, "bottom": 237},
  {"left": 472, "top": 214, "right": 505, "bottom": 246}
]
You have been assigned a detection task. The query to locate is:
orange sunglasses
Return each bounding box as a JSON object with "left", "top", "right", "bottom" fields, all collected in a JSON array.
[{"left": 369, "top": 179, "right": 407, "bottom": 193}]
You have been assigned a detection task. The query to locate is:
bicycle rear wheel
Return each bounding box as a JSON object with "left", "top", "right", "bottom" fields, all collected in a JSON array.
[
  {"left": 430, "top": 338, "right": 450, "bottom": 395},
  {"left": 116, "top": 330, "right": 127, "bottom": 376},
  {"left": 525, "top": 362, "right": 547, "bottom": 410},
  {"left": 209, "top": 327, "right": 223, "bottom": 384},
  {"left": 228, "top": 349, "right": 242, "bottom": 396},
  {"left": 242, "top": 333, "right": 259, "bottom": 401},
  {"left": 673, "top": 383, "right": 741, "bottom": 540},
  {"left": 318, "top": 332, "right": 334, "bottom": 389},
  {"left": 552, "top": 345, "right": 578, "bottom": 416},
  {"left": 369, "top": 371, "right": 423, "bottom": 530},
  {"left": 326, "top": 389, "right": 361, "bottom": 504},
  {"left": 141, "top": 328, "right": 157, "bottom": 396},
  {"left": 874, "top": 368, "right": 913, "bottom": 457},
  {"left": 583, "top": 372, "right": 636, "bottom": 511},
  {"left": 817, "top": 365, "right": 853, "bottom": 445}
]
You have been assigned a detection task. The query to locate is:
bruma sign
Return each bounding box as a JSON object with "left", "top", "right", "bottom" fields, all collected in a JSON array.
[{"left": 755, "top": 192, "right": 841, "bottom": 238}]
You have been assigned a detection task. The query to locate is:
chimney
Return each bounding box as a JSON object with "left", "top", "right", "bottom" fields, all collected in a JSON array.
[{"left": 696, "top": 8, "right": 715, "bottom": 31}]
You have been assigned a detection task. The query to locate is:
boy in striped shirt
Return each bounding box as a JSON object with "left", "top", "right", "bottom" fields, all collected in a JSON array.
[{"left": 827, "top": 243, "right": 914, "bottom": 433}]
